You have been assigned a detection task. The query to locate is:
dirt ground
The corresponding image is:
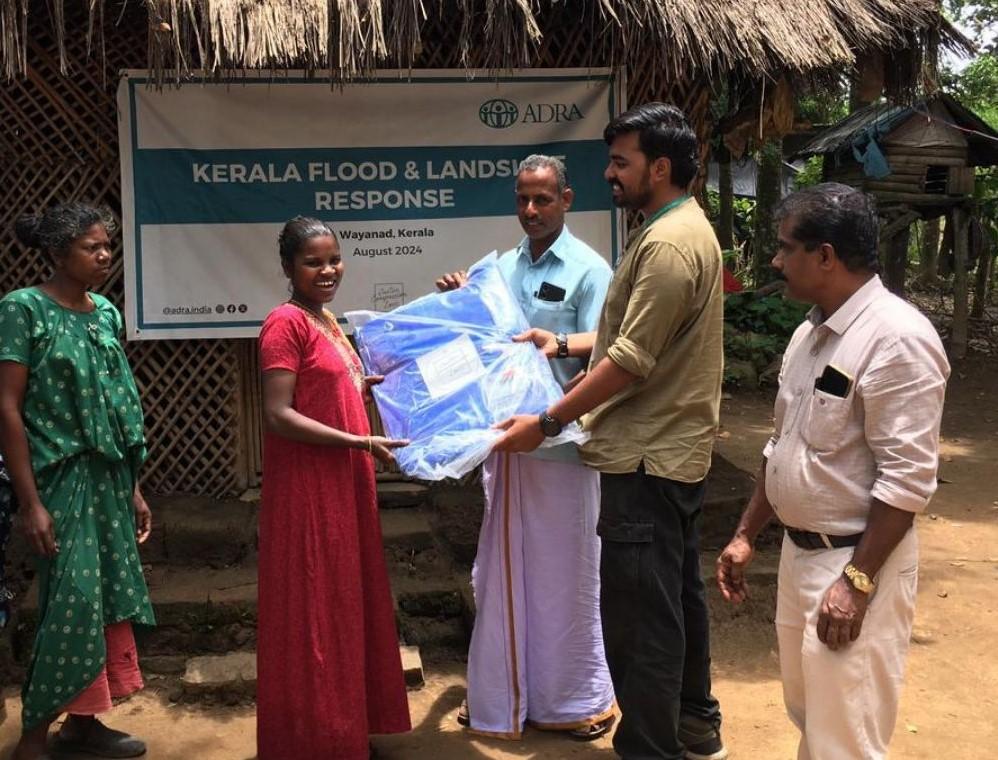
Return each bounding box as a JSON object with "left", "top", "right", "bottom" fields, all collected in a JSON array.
[{"left": 2, "top": 355, "right": 997, "bottom": 759}]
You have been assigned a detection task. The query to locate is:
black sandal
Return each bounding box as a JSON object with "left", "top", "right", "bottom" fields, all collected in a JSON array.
[
  {"left": 456, "top": 699, "right": 470, "bottom": 727},
  {"left": 569, "top": 715, "right": 615, "bottom": 742}
]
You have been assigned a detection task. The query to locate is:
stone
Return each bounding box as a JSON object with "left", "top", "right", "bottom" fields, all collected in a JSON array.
[
  {"left": 181, "top": 652, "right": 257, "bottom": 698},
  {"left": 141, "top": 655, "right": 188, "bottom": 675},
  {"left": 400, "top": 645, "right": 424, "bottom": 688}
]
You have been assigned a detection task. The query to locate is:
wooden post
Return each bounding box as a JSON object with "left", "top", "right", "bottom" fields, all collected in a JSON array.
[
  {"left": 919, "top": 217, "right": 941, "bottom": 284},
  {"left": 879, "top": 209, "right": 919, "bottom": 296},
  {"left": 752, "top": 139, "right": 783, "bottom": 287},
  {"left": 972, "top": 248, "right": 994, "bottom": 320},
  {"left": 850, "top": 51, "right": 885, "bottom": 111},
  {"left": 882, "top": 225, "right": 911, "bottom": 296},
  {"left": 949, "top": 205, "right": 971, "bottom": 360},
  {"left": 717, "top": 142, "right": 735, "bottom": 251}
]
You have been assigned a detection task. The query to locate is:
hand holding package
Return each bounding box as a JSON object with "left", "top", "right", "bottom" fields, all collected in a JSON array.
[{"left": 349, "top": 253, "right": 586, "bottom": 480}]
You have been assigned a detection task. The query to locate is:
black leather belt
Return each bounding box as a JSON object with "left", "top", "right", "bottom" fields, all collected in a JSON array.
[{"left": 785, "top": 528, "right": 864, "bottom": 550}]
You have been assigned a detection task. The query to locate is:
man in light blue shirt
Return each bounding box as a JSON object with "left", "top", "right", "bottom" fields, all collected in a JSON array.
[{"left": 437, "top": 155, "right": 615, "bottom": 740}]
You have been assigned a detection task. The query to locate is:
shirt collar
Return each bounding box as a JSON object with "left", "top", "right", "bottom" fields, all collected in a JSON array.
[
  {"left": 517, "top": 225, "right": 572, "bottom": 265},
  {"left": 807, "top": 274, "right": 886, "bottom": 335}
]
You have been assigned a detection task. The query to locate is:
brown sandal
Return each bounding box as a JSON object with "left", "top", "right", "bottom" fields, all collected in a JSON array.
[{"left": 569, "top": 715, "right": 615, "bottom": 742}]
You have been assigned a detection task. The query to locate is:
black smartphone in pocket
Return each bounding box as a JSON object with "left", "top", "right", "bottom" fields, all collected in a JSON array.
[
  {"left": 814, "top": 364, "right": 853, "bottom": 398},
  {"left": 536, "top": 281, "right": 566, "bottom": 302}
]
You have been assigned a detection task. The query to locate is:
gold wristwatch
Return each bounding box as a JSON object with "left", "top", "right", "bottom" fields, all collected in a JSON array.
[{"left": 843, "top": 563, "right": 875, "bottom": 594}]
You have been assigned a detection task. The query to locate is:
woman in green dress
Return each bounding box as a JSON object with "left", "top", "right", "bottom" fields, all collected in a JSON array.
[{"left": 0, "top": 204, "right": 154, "bottom": 760}]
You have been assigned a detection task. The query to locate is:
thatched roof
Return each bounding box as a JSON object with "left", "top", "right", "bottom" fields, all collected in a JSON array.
[{"left": 2, "top": 0, "right": 963, "bottom": 83}]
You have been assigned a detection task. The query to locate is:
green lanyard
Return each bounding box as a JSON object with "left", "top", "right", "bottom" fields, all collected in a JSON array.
[{"left": 642, "top": 195, "right": 689, "bottom": 228}]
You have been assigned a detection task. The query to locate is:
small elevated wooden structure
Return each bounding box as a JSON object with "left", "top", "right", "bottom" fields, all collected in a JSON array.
[
  {"left": 796, "top": 94, "right": 998, "bottom": 211},
  {"left": 795, "top": 93, "right": 998, "bottom": 356}
]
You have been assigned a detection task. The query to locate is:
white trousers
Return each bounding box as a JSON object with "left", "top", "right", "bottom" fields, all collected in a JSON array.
[
  {"left": 466, "top": 451, "right": 615, "bottom": 738},
  {"left": 776, "top": 529, "right": 919, "bottom": 760}
]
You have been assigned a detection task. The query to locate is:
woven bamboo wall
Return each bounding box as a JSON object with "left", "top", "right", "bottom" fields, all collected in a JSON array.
[{"left": 1, "top": 5, "right": 711, "bottom": 496}]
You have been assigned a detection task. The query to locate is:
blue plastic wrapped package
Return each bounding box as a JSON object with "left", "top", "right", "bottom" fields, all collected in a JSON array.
[{"left": 347, "top": 253, "right": 587, "bottom": 480}]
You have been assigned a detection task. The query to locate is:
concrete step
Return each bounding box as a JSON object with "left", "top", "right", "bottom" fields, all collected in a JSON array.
[
  {"left": 11, "top": 564, "right": 260, "bottom": 666},
  {"left": 141, "top": 481, "right": 428, "bottom": 568},
  {"left": 380, "top": 506, "right": 435, "bottom": 551},
  {"left": 181, "top": 651, "right": 256, "bottom": 703},
  {"left": 14, "top": 527, "right": 470, "bottom": 666},
  {"left": 423, "top": 452, "right": 771, "bottom": 564},
  {"left": 141, "top": 496, "right": 258, "bottom": 568},
  {"left": 380, "top": 505, "right": 475, "bottom": 658},
  {"left": 176, "top": 645, "right": 425, "bottom": 704},
  {"left": 378, "top": 481, "right": 431, "bottom": 509}
]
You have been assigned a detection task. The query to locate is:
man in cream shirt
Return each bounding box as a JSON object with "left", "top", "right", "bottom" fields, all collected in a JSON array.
[{"left": 717, "top": 183, "right": 949, "bottom": 759}]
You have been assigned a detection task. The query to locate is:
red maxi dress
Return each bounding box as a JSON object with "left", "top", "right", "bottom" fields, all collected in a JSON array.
[{"left": 257, "top": 303, "right": 411, "bottom": 760}]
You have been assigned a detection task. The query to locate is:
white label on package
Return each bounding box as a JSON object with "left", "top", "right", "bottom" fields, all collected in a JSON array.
[{"left": 416, "top": 334, "right": 487, "bottom": 399}]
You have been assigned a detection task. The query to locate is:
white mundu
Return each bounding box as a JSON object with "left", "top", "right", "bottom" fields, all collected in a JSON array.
[{"left": 466, "top": 451, "right": 614, "bottom": 737}]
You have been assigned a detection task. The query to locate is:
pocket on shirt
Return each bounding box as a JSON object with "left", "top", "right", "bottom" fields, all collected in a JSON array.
[
  {"left": 801, "top": 389, "right": 851, "bottom": 451},
  {"left": 529, "top": 295, "right": 570, "bottom": 312},
  {"left": 528, "top": 297, "right": 576, "bottom": 335}
]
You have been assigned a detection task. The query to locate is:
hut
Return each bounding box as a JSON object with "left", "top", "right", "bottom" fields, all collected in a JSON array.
[
  {"left": 795, "top": 94, "right": 998, "bottom": 212},
  {"left": 794, "top": 93, "right": 998, "bottom": 356},
  {"left": 0, "top": 0, "right": 959, "bottom": 495}
]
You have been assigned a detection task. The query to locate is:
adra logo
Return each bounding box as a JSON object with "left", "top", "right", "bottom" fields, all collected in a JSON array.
[
  {"left": 479, "top": 99, "right": 584, "bottom": 128},
  {"left": 479, "top": 99, "right": 519, "bottom": 129}
]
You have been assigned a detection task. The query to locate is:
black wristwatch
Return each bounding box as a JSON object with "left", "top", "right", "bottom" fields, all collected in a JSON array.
[
  {"left": 538, "top": 412, "right": 563, "bottom": 437},
  {"left": 555, "top": 332, "right": 569, "bottom": 358}
]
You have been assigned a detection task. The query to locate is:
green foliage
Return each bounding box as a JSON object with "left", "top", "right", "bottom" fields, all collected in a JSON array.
[
  {"left": 796, "top": 84, "right": 849, "bottom": 125},
  {"left": 945, "top": 54, "right": 998, "bottom": 128},
  {"left": 943, "top": 52, "right": 998, "bottom": 244},
  {"left": 725, "top": 291, "right": 809, "bottom": 335},
  {"left": 945, "top": 0, "right": 998, "bottom": 55},
  {"left": 973, "top": 167, "right": 998, "bottom": 242},
  {"left": 722, "top": 292, "right": 809, "bottom": 387},
  {"left": 705, "top": 189, "right": 756, "bottom": 248},
  {"left": 793, "top": 156, "right": 825, "bottom": 190}
]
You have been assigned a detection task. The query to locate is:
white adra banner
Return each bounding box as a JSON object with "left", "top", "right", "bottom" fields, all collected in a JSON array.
[{"left": 117, "top": 69, "right": 626, "bottom": 340}]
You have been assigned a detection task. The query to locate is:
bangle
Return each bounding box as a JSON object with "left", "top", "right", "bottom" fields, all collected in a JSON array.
[{"left": 367, "top": 436, "right": 373, "bottom": 454}]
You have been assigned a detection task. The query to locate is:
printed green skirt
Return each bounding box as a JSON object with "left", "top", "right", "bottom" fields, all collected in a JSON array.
[{"left": 21, "top": 453, "right": 155, "bottom": 729}]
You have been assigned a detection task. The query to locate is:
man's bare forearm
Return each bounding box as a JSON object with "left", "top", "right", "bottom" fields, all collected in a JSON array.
[
  {"left": 547, "top": 356, "right": 637, "bottom": 424},
  {"left": 735, "top": 459, "right": 776, "bottom": 543},
  {"left": 563, "top": 331, "right": 597, "bottom": 359},
  {"left": 848, "top": 499, "right": 915, "bottom": 578}
]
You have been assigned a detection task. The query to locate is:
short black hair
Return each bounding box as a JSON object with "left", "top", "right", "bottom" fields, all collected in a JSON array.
[
  {"left": 14, "top": 203, "right": 116, "bottom": 257},
  {"left": 775, "top": 183, "right": 880, "bottom": 273},
  {"left": 278, "top": 216, "right": 337, "bottom": 268},
  {"left": 603, "top": 102, "right": 699, "bottom": 188}
]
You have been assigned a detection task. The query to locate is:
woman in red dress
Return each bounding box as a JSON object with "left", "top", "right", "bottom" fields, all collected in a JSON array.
[{"left": 257, "top": 217, "right": 411, "bottom": 759}]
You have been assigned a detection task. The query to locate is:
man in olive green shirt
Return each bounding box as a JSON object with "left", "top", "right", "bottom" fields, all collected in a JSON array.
[{"left": 495, "top": 102, "right": 726, "bottom": 760}]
